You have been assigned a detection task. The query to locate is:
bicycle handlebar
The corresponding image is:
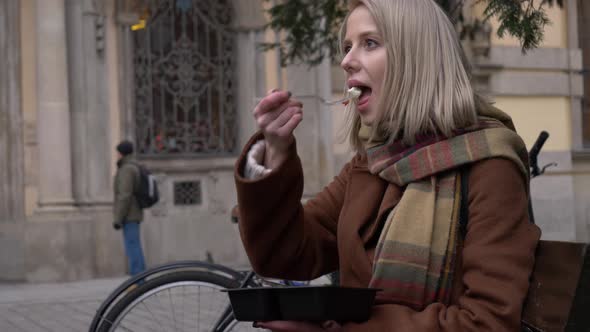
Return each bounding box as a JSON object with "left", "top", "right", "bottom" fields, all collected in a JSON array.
[
  {"left": 530, "top": 131, "right": 549, "bottom": 161},
  {"left": 530, "top": 131, "right": 549, "bottom": 177}
]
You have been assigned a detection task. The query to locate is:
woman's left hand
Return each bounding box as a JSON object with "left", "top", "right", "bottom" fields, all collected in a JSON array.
[{"left": 254, "top": 320, "right": 342, "bottom": 331}]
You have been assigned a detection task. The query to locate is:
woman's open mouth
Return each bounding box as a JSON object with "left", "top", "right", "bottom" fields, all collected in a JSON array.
[
  {"left": 357, "top": 86, "right": 372, "bottom": 105},
  {"left": 346, "top": 80, "right": 373, "bottom": 112},
  {"left": 351, "top": 85, "right": 372, "bottom": 112}
]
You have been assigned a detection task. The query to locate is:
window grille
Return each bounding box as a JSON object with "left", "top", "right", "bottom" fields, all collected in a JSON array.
[
  {"left": 133, "top": 0, "right": 236, "bottom": 156},
  {"left": 173, "top": 180, "right": 202, "bottom": 205}
]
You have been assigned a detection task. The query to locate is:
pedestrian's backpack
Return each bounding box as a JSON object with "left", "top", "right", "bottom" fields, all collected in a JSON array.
[{"left": 132, "top": 162, "right": 159, "bottom": 209}]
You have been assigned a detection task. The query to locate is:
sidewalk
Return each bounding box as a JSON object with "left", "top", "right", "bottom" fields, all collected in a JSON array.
[{"left": 0, "top": 277, "right": 126, "bottom": 332}]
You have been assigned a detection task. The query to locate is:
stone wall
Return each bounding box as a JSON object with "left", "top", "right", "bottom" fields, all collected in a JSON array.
[
  {"left": 0, "top": 0, "right": 336, "bottom": 283},
  {"left": 0, "top": 0, "right": 25, "bottom": 281}
]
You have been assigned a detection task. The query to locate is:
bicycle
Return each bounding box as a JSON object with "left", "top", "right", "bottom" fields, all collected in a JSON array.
[
  {"left": 89, "top": 131, "right": 557, "bottom": 332},
  {"left": 88, "top": 260, "right": 264, "bottom": 331},
  {"left": 88, "top": 219, "right": 324, "bottom": 332}
]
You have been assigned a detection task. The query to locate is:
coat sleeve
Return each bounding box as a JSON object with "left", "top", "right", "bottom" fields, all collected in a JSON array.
[
  {"left": 342, "top": 158, "right": 541, "bottom": 332},
  {"left": 235, "top": 134, "right": 352, "bottom": 280},
  {"left": 113, "top": 165, "right": 136, "bottom": 224}
]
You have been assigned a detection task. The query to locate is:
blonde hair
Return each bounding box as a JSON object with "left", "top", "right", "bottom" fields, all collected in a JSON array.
[{"left": 339, "top": 0, "right": 485, "bottom": 150}]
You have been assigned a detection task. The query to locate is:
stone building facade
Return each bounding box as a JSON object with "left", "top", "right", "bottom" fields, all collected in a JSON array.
[
  {"left": 0, "top": 0, "right": 588, "bottom": 282},
  {"left": 0, "top": 0, "right": 335, "bottom": 282}
]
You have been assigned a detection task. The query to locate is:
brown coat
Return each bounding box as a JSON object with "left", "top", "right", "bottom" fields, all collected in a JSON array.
[{"left": 235, "top": 133, "right": 541, "bottom": 331}]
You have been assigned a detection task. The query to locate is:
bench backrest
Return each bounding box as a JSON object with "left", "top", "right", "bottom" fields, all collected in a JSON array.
[{"left": 521, "top": 241, "right": 589, "bottom": 332}]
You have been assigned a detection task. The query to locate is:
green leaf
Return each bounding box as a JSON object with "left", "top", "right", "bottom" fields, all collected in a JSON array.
[{"left": 262, "top": 0, "right": 562, "bottom": 66}]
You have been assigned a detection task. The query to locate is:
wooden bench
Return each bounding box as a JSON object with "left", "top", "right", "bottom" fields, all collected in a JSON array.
[{"left": 522, "top": 241, "right": 590, "bottom": 332}]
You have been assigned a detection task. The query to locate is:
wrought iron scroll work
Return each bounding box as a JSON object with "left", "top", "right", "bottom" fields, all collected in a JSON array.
[{"left": 133, "top": 0, "right": 236, "bottom": 157}]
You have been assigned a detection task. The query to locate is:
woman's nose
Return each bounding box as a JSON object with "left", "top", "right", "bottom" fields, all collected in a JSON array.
[{"left": 340, "top": 51, "right": 359, "bottom": 73}]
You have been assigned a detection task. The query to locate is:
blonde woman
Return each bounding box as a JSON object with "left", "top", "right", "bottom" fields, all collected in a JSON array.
[{"left": 235, "top": 0, "right": 540, "bottom": 331}]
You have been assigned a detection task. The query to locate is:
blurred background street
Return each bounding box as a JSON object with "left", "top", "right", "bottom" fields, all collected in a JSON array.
[
  {"left": 1, "top": 0, "right": 589, "bottom": 330},
  {"left": 0, "top": 277, "right": 125, "bottom": 331}
]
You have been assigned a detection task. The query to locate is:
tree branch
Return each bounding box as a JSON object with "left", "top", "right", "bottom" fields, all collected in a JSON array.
[{"left": 262, "top": 0, "right": 563, "bottom": 66}]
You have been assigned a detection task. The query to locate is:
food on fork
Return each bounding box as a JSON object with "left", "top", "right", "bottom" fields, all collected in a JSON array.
[
  {"left": 343, "top": 87, "right": 362, "bottom": 106},
  {"left": 348, "top": 87, "right": 362, "bottom": 99}
]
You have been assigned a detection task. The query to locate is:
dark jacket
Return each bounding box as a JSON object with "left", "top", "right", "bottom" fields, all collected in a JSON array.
[
  {"left": 113, "top": 155, "right": 143, "bottom": 225},
  {"left": 235, "top": 133, "right": 541, "bottom": 332}
]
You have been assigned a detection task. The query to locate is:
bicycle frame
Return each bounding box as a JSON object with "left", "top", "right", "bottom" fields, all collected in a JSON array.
[{"left": 212, "top": 270, "right": 258, "bottom": 331}]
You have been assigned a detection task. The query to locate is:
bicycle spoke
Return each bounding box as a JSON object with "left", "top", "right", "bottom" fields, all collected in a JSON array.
[
  {"left": 114, "top": 324, "right": 137, "bottom": 332},
  {"left": 197, "top": 285, "right": 201, "bottom": 332},
  {"left": 96, "top": 270, "right": 261, "bottom": 332},
  {"left": 180, "top": 284, "right": 185, "bottom": 331},
  {"left": 164, "top": 288, "right": 177, "bottom": 332},
  {"left": 140, "top": 300, "right": 166, "bottom": 331}
]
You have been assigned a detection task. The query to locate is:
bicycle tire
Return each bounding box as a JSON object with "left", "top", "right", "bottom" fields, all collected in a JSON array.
[{"left": 96, "top": 270, "right": 260, "bottom": 332}]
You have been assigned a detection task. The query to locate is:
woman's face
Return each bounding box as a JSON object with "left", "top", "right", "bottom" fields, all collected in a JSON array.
[{"left": 341, "top": 5, "right": 387, "bottom": 125}]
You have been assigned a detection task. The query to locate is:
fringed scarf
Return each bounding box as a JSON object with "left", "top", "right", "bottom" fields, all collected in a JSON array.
[{"left": 365, "top": 107, "right": 529, "bottom": 310}]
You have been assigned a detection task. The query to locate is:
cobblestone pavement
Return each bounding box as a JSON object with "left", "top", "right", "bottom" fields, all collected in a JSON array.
[
  {"left": 0, "top": 273, "right": 332, "bottom": 331},
  {"left": 0, "top": 277, "right": 127, "bottom": 332}
]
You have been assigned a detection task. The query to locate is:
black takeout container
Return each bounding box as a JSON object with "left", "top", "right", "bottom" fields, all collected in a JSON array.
[
  {"left": 224, "top": 287, "right": 280, "bottom": 321},
  {"left": 224, "top": 286, "right": 378, "bottom": 322}
]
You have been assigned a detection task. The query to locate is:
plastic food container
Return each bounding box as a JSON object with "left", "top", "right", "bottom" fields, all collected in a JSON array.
[
  {"left": 224, "top": 286, "right": 378, "bottom": 322},
  {"left": 224, "top": 287, "right": 280, "bottom": 321}
]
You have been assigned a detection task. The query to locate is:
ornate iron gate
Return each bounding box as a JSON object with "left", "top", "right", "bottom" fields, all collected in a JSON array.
[{"left": 133, "top": 0, "right": 236, "bottom": 156}]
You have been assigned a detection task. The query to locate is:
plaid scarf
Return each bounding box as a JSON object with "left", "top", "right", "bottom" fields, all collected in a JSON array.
[{"left": 365, "top": 107, "right": 529, "bottom": 310}]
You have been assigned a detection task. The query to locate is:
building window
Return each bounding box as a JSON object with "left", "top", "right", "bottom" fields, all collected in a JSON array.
[
  {"left": 174, "top": 180, "right": 202, "bottom": 205},
  {"left": 132, "top": 0, "right": 236, "bottom": 157}
]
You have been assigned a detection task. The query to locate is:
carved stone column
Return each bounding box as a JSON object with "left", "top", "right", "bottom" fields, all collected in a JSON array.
[
  {"left": 35, "top": 0, "right": 74, "bottom": 208},
  {"left": 231, "top": 0, "right": 267, "bottom": 149},
  {"left": 0, "top": 0, "right": 25, "bottom": 281},
  {"left": 285, "top": 61, "right": 334, "bottom": 195},
  {"left": 0, "top": 0, "right": 24, "bottom": 221},
  {"left": 66, "top": 0, "right": 112, "bottom": 205}
]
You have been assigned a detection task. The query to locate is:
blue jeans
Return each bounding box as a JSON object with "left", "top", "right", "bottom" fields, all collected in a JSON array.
[{"left": 122, "top": 221, "right": 146, "bottom": 276}]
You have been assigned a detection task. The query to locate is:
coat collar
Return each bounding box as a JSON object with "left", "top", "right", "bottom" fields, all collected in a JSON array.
[
  {"left": 117, "top": 155, "right": 135, "bottom": 168},
  {"left": 338, "top": 156, "right": 402, "bottom": 285},
  {"left": 344, "top": 153, "right": 402, "bottom": 245}
]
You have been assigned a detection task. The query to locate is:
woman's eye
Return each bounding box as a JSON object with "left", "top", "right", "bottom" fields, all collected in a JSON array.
[
  {"left": 343, "top": 45, "right": 352, "bottom": 53},
  {"left": 365, "top": 39, "right": 378, "bottom": 49}
]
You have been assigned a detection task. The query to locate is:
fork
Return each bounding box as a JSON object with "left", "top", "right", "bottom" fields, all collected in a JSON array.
[{"left": 253, "top": 94, "right": 353, "bottom": 106}]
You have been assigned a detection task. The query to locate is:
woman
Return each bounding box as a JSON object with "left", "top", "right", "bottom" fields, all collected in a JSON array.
[{"left": 234, "top": 0, "right": 540, "bottom": 330}]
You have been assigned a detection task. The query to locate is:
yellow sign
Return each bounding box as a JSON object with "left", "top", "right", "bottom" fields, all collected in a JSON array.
[{"left": 131, "top": 19, "right": 146, "bottom": 31}]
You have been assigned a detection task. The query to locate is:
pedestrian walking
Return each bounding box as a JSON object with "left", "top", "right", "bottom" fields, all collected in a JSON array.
[{"left": 113, "top": 140, "right": 146, "bottom": 276}]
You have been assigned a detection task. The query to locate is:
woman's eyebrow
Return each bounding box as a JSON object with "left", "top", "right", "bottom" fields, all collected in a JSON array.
[
  {"left": 345, "top": 29, "right": 380, "bottom": 42},
  {"left": 358, "top": 30, "right": 379, "bottom": 38}
]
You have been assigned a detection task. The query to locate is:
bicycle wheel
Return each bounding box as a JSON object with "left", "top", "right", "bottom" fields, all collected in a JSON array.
[{"left": 96, "top": 270, "right": 263, "bottom": 332}]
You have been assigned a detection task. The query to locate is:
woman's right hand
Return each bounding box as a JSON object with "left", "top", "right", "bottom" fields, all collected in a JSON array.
[{"left": 253, "top": 89, "right": 303, "bottom": 169}]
